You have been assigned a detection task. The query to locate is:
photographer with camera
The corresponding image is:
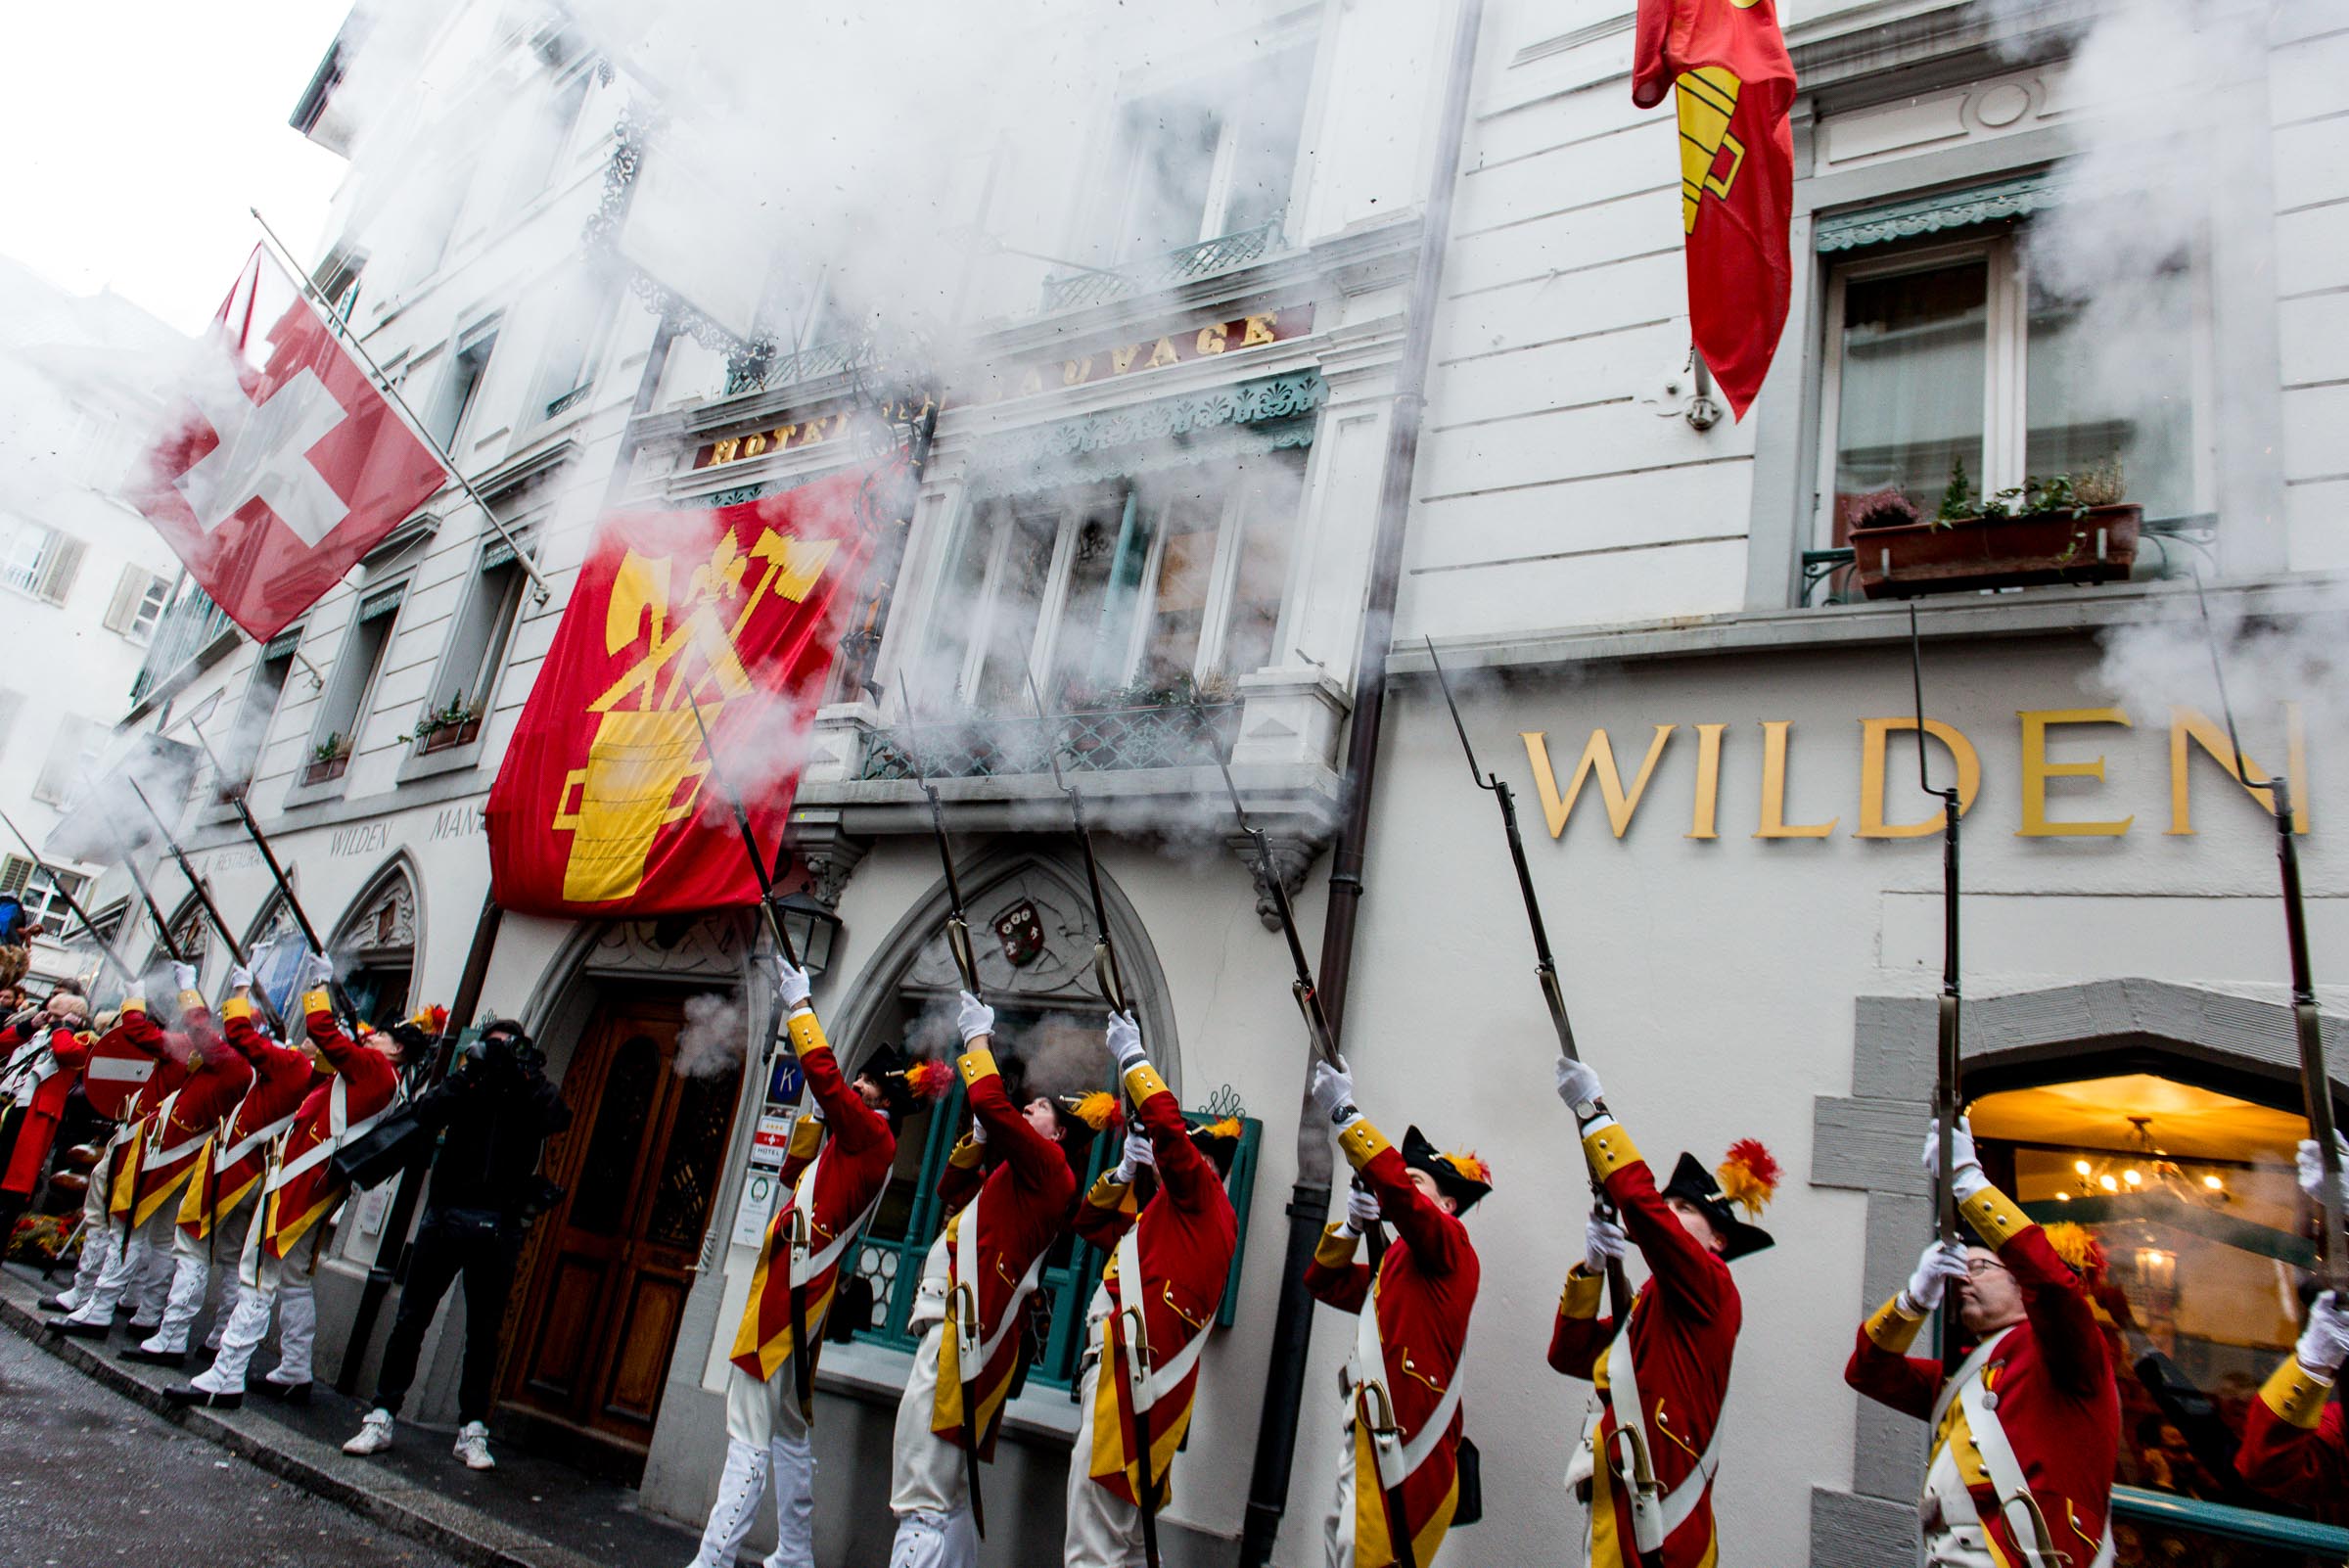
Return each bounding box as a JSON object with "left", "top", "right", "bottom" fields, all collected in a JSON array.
[{"left": 342, "top": 1018, "right": 571, "bottom": 1470}]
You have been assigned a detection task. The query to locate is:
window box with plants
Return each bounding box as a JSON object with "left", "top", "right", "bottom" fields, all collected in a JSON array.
[
  {"left": 302, "top": 734, "right": 352, "bottom": 786},
  {"left": 1849, "top": 463, "right": 2140, "bottom": 599},
  {"left": 412, "top": 697, "right": 485, "bottom": 755}
]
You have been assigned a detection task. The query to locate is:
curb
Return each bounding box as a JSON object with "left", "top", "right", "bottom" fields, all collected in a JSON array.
[{"left": 0, "top": 1280, "right": 600, "bottom": 1568}]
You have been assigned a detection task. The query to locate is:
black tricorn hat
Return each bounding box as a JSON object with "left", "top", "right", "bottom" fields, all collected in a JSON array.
[
  {"left": 856, "top": 1040, "right": 920, "bottom": 1119},
  {"left": 1402, "top": 1125, "right": 1492, "bottom": 1214},
  {"left": 1661, "top": 1151, "right": 1775, "bottom": 1261}
]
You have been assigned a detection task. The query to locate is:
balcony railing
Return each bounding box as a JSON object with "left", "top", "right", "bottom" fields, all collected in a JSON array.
[
  {"left": 1039, "top": 221, "right": 1284, "bottom": 314},
  {"left": 857, "top": 701, "right": 1243, "bottom": 781},
  {"left": 128, "top": 586, "right": 238, "bottom": 706},
  {"left": 722, "top": 337, "right": 880, "bottom": 397}
]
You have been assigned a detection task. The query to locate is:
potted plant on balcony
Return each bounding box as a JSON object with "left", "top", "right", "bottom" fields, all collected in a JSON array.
[
  {"left": 1852, "top": 459, "right": 2139, "bottom": 599},
  {"left": 412, "top": 696, "right": 485, "bottom": 754},
  {"left": 303, "top": 733, "right": 352, "bottom": 786}
]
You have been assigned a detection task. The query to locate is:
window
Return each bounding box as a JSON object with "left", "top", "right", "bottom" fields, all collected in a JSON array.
[
  {"left": 0, "top": 856, "right": 90, "bottom": 930},
  {"left": 416, "top": 537, "right": 527, "bottom": 754},
  {"left": 303, "top": 589, "right": 402, "bottom": 787},
  {"left": 1102, "top": 45, "right": 1312, "bottom": 259},
  {"left": 524, "top": 268, "right": 614, "bottom": 424},
  {"left": 100, "top": 566, "right": 173, "bottom": 642},
  {"left": 31, "top": 715, "right": 100, "bottom": 806},
  {"left": 1972, "top": 1072, "right": 2337, "bottom": 1562},
  {"left": 926, "top": 450, "right": 1306, "bottom": 709},
  {"left": 1819, "top": 223, "right": 2206, "bottom": 543},
  {"left": 423, "top": 320, "right": 499, "bottom": 452},
  {"left": 222, "top": 632, "right": 300, "bottom": 794},
  {"left": 0, "top": 520, "right": 86, "bottom": 605}
]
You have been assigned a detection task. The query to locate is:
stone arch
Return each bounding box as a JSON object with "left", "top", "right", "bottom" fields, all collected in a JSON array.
[
  {"left": 1808, "top": 977, "right": 2349, "bottom": 1559},
  {"left": 142, "top": 892, "right": 210, "bottom": 979},
  {"left": 325, "top": 853, "right": 423, "bottom": 1026}
]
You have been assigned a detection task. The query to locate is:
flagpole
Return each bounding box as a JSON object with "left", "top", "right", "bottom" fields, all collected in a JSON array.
[{"left": 248, "top": 208, "right": 555, "bottom": 607}]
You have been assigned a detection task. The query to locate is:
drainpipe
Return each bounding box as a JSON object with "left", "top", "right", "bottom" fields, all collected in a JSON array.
[{"left": 1235, "top": 2, "right": 1484, "bottom": 1562}]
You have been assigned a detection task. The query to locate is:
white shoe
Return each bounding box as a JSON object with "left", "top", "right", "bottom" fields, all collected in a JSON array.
[
  {"left": 343, "top": 1408, "right": 395, "bottom": 1456},
  {"left": 453, "top": 1421, "right": 495, "bottom": 1470}
]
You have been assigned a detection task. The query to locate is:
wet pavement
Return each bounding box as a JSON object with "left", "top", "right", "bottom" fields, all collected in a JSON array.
[{"left": 0, "top": 1327, "right": 465, "bottom": 1567}]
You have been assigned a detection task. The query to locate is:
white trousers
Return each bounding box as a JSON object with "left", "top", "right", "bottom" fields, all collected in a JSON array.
[
  {"left": 194, "top": 1226, "right": 320, "bottom": 1394},
  {"left": 1064, "top": 1345, "right": 1145, "bottom": 1568},
  {"left": 888, "top": 1321, "right": 978, "bottom": 1568},
  {"left": 1323, "top": 1422, "right": 1359, "bottom": 1568},
  {"left": 58, "top": 1142, "right": 121, "bottom": 1310},
  {"left": 69, "top": 1203, "right": 176, "bottom": 1325},
  {"left": 142, "top": 1199, "right": 251, "bottom": 1356},
  {"left": 696, "top": 1358, "right": 816, "bottom": 1568}
]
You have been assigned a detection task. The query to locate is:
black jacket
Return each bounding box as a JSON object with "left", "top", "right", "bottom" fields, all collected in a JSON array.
[{"left": 412, "top": 1059, "right": 572, "bottom": 1223}]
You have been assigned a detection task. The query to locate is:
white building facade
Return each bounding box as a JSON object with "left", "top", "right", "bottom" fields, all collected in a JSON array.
[{"left": 92, "top": 1, "right": 2349, "bottom": 1565}]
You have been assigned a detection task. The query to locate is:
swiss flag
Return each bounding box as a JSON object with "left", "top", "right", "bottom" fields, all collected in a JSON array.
[{"left": 126, "top": 245, "right": 449, "bottom": 642}]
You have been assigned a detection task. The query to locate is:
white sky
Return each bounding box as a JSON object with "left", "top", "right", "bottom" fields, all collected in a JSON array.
[{"left": 0, "top": 1, "right": 352, "bottom": 335}]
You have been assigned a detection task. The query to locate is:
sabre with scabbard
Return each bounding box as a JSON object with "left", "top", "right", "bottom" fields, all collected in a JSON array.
[
  {"left": 2190, "top": 577, "right": 2347, "bottom": 1303},
  {"left": 1423, "top": 641, "right": 1634, "bottom": 1325},
  {"left": 0, "top": 807, "right": 141, "bottom": 990},
  {"left": 1906, "top": 608, "right": 1966, "bottom": 1378},
  {"left": 892, "top": 685, "right": 993, "bottom": 1540},
  {"left": 123, "top": 777, "right": 286, "bottom": 1038}
]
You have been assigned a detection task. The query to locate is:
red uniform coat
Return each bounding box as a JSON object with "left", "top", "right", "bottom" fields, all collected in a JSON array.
[
  {"left": 1085, "top": 1060, "right": 1237, "bottom": 1507},
  {"left": 1, "top": 1020, "right": 95, "bottom": 1195},
  {"left": 179, "top": 997, "right": 314, "bottom": 1238},
  {"left": 258, "top": 992, "right": 397, "bottom": 1259},
  {"left": 118, "top": 994, "right": 251, "bottom": 1225},
  {"left": 731, "top": 1007, "right": 896, "bottom": 1380},
  {"left": 1304, "top": 1122, "right": 1480, "bottom": 1568},
  {"left": 930, "top": 1042, "right": 1076, "bottom": 1450},
  {"left": 1844, "top": 1184, "right": 2120, "bottom": 1567},
  {"left": 2234, "top": 1354, "right": 2346, "bottom": 1522},
  {"left": 1549, "top": 1121, "right": 1740, "bottom": 1568}
]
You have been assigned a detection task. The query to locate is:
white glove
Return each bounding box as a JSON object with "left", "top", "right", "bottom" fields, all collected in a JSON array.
[
  {"left": 1585, "top": 1212, "right": 1629, "bottom": 1273},
  {"left": 1554, "top": 1057, "right": 1604, "bottom": 1113},
  {"left": 228, "top": 964, "right": 253, "bottom": 992},
  {"left": 955, "top": 991, "right": 994, "bottom": 1045},
  {"left": 172, "top": 962, "right": 198, "bottom": 992},
  {"left": 969, "top": 1115, "right": 988, "bottom": 1146},
  {"left": 771, "top": 952, "right": 811, "bottom": 1010},
  {"left": 1922, "top": 1116, "right": 1988, "bottom": 1200},
  {"left": 1115, "top": 1129, "right": 1154, "bottom": 1183},
  {"left": 1308, "top": 1055, "right": 1356, "bottom": 1124},
  {"left": 1106, "top": 1011, "right": 1145, "bottom": 1073},
  {"left": 2296, "top": 1136, "right": 2349, "bottom": 1204},
  {"left": 297, "top": 949, "right": 334, "bottom": 991},
  {"left": 2298, "top": 1291, "right": 2349, "bottom": 1378},
  {"left": 1902, "top": 1240, "right": 1971, "bottom": 1314},
  {"left": 1342, "top": 1185, "right": 1382, "bottom": 1236}
]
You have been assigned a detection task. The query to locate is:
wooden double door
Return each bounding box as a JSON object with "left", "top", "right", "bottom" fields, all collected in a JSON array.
[{"left": 499, "top": 996, "right": 741, "bottom": 1472}]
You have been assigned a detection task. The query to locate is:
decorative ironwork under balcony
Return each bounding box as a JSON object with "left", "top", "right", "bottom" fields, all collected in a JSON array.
[
  {"left": 857, "top": 701, "right": 1243, "bottom": 781},
  {"left": 128, "top": 586, "right": 238, "bottom": 706},
  {"left": 1039, "top": 222, "right": 1285, "bottom": 314}
]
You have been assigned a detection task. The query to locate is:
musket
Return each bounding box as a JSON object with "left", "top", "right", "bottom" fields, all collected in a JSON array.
[
  {"left": 123, "top": 777, "right": 286, "bottom": 1038},
  {"left": 1423, "top": 641, "right": 1632, "bottom": 1323},
  {"left": 2191, "top": 576, "right": 2346, "bottom": 1299},
  {"left": 681, "top": 687, "right": 802, "bottom": 968},
  {"left": 1908, "top": 607, "right": 1966, "bottom": 1377},
  {"left": 896, "top": 688, "right": 984, "bottom": 994},
  {"left": 0, "top": 807, "right": 140, "bottom": 989},
  {"left": 81, "top": 772, "right": 185, "bottom": 971}
]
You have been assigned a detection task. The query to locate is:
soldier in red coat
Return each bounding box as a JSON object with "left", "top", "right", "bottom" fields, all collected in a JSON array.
[
  {"left": 0, "top": 986, "right": 93, "bottom": 1242},
  {"left": 692, "top": 952, "right": 908, "bottom": 1568},
  {"left": 53, "top": 970, "right": 250, "bottom": 1347},
  {"left": 166, "top": 955, "right": 400, "bottom": 1409},
  {"left": 1845, "top": 1116, "right": 2120, "bottom": 1568},
  {"left": 1547, "top": 1059, "right": 1776, "bottom": 1568},
  {"left": 1063, "top": 1011, "right": 1239, "bottom": 1568},
  {"left": 887, "top": 991, "right": 1086, "bottom": 1568},
  {"left": 1302, "top": 1055, "right": 1486, "bottom": 1568},
  {"left": 2234, "top": 1135, "right": 2349, "bottom": 1522}
]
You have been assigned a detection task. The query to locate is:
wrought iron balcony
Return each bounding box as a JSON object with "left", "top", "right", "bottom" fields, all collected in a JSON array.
[
  {"left": 1039, "top": 221, "right": 1284, "bottom": 314},
  {"left": 722, "top": 337, "right": 879, "bottom": 397},
  {"left": 128, "top": 586, "right": 238, "bottom": 706},
  {"left": 857, "top": 701, "right": 1243, "bottom": 781}
]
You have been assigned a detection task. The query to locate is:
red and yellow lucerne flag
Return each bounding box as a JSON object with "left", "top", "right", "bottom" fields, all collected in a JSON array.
[
  {"left": 485, "top": 473, "right": 874, "bottom": 916},
  {"left": 1635, "top": 0, "right": 1797, "bottom": 420}
]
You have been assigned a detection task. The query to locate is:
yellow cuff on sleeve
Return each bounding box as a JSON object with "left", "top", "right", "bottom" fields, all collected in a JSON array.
[
  {"left": 302, "top": 988, "right": 334, "bottom": 1018},
  {"left": 958, "top": 1045, "right": 998, "bottom": 1086},
  {"left": 786, "top": 1008, "right": 832, "bottom": 1060},
  {"left": 787, "top": 1117, "right": 824, "bottom": 1161},
  {"left": 1865, "top": 1293, "right": 1929, "bottom": 1354},
  {"left": 1958, "top": 1183, "right": 2031, "bottom": 1250},
  {"left": 1086, "top": 1173, "right": 1136, "bottom": 1213},
  {"left": 1121, "top": 1061, "right": 1170, "bottom": 1105},
  {"left": 2259, "top": 1356, "right": 2334, "bottom": 1430},
  {"left": 1582, "top": 1121, "right": 1642, "bottom": 1184},
  {"left": 1337, "top": 1118, "right": 1393, "bottom": 1173},
  {"left": 120, "top": 996, "right": 147, "bottom": 1016},
  {"left": 1313, "top": 1222, "right": 1360, "bottom": 1269},
  {"left": 220, "top": 996, "right": 253, "bottom": 1022},
  {"left": 1559, "top": 1268, "right": 1604, "bottom": 1321},
  {"left": 178, "top": 990, "right": 207, "bottom": 1014},
  {"left": 947, "top": 1133, "right": 984, "bottom": 1171}
]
